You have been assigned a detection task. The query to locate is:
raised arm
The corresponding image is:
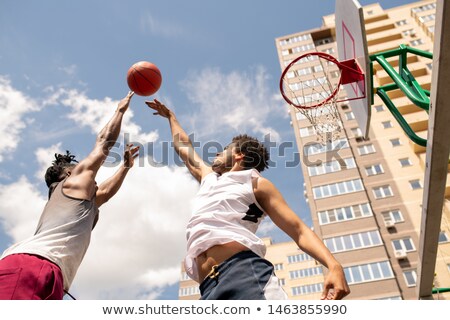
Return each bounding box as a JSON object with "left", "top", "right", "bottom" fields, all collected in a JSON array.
[
  {"left": 254, "top": 177, "right": 350, "bottom": 300},
  {"left": 145, "top": 99, "right": 211, "bottom": 182},
  {"left": 95, "top": 143, "right": 139, "bottom": 207},
  {"left": 64, "top": 91, "right": 134, "bottom": 200}
]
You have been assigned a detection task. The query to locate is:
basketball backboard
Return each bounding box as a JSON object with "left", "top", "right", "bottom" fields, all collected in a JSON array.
[
  {"left": 416, "top": 0, "right": 450, "bottom": 300},
  {"left": 334, "top": 0, "right": 450, "bottom": 299},
  {"left": 335, "top": 0, "right": 371, "bottom": 139}
]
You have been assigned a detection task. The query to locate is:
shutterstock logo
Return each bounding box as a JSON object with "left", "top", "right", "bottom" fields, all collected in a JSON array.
[{"left": 103, "top": 133, "right": 348, "bottom": 169}]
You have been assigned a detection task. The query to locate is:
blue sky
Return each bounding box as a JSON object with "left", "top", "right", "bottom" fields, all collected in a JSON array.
[{"left": 0, "top": 0, "right": 412, "bottom": 300}]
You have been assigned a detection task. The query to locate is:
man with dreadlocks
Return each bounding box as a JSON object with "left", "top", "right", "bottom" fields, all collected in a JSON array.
[
  {"left": 146, "top": 99, "right": 350, "bottom": 300},
  {"left": 0, "top": 91, "right": 138, "bottom": 300}
]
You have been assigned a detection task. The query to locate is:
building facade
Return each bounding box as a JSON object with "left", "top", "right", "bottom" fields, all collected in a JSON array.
[{"left": 179, "top": 0, "right": 450, "bottom": 300}]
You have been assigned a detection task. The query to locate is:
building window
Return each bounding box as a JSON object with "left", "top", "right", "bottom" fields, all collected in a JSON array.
[
  {"left": 313, "top": 179, "right": 364, "bottom": 199},
  {"left": 438, "top": 231, "right": 449, "bottom": 243},
  {"left": 390, "top": 138, "right": 401, "bottom": 147},
  {"left": 325, "top": 230, "right": 382, "bottom": 253},
  {"left": 345, "top": 111, "right": 355, "bottom": 120},
  {"left": 382, "top": 120, "right": 393, "bottom": 129},
  {"left": 365, "top": 164, "right": 384, "bottom": 176},
  {"left": 292, "top": 283, "right": 323, "bottom": 296},
  {"left": 180, "top": 272, "right": 191, "bottom": 281},
  {"left": 411, "top": 3, "right": 436, "bottom": 13},
  {"left": 377, "top": 296, "right": 402, "bottom": 300},
  {"left": 344, "top": 261, "right": 394, "bottom": 285},
  {"left": 318, "top": 202, "right": 373, "bottom": 225},
  {"left": 274, "top": 263, "right": 284, "bottom": 271},
  {"left": 289, "top": 266, "right": 323, "bottom": 279},
  {"left": 308, "top": 157, "right": 356, "bottom": 176},
  {"left": 395, "top": 19, "right": 408, "bottom": 26},
  {"left": 330, "top": 70, "right": 340, "bottom": 78},
  {"left": 304, "top": 139, "right": 349, "bottom": 156},
  {"left": 399, "top": 158, "right": 412, "bottom": 167},
  {"left": 299, "top": 126, "right": 316, "bottom": 137},
  {"left": 382, "top": 210, "right": 404, "bottom": 224},
  {"left": 409, "top": 179, "right": 423, "bottom": 190},
  {"left": 296, "top": 112, "right": 307, "bottom": 121},
  {"left": 279, "top": 278, "right": 286, "bottom": 286},
  {"left": 179, "top": 286, "right": 201, "bottom": 297},
  {"left": 373, "top": 185, "right": 394, "bottom": 199},
  {"left": 410, "top": 39, "right": 424, "bottom": 46},
  {"left": 374, "top": 105, "right": 384, "bottom": 112},
  {"left": 351, "top": 127, "right": 363, "bottom": 137},
  {"left": 403, "top": 270, "right": 417, "bottom": 287},
  {"left": 392, "top": 237, "right": 416, "bottom": 252},
  {"left": 288, "top": 253, "right": 313, "bottom": 264},
  {"left": 402, "top": 29, "right": 416, "bottom": 37},
  {"left": 283, "top": 59, "right": 293, "bottom": 67},
  {"left": 358, "top": 144, "right": 376, "bottom": 155},
  {"left": 419, "top": 14, "right": 435, "bottom": 23},
  {"left": 279, "top": 34, "right": 312, "bottom": 46}
]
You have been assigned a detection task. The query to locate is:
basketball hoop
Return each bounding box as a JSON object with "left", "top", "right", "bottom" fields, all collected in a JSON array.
[{"left": 280, "top": 52, "right": 365, "bottom": 144}]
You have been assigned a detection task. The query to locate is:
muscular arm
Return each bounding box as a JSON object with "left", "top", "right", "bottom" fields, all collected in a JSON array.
[
  {"left": 254, "top": 177, "right": 350, "bottom": 300},
  {"left": 64, "top": 91, "right": 134, "bottom": 200},
  {"left": 146, "top": 99, "right": 211, "bottom": 182},
  {"left": 95, "top": 144, "right": 139, "bottom": 207}
]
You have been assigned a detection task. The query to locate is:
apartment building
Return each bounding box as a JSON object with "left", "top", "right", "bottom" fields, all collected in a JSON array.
[{"left": 179, "top": 0, "right": 450, "bottom": 300}]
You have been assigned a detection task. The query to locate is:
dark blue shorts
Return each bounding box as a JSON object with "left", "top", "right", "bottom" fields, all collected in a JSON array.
[{"left": 199, "top": 250, "right": 287, "bottom": 300}]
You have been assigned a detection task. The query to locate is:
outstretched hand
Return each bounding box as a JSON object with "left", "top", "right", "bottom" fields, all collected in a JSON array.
[
  {"left": 145, "top": 99, "right": 173, "bottom": 118},
  {"left": 124, "top": 143, "right": 140, "bottom": 168},
  {"left": 117, "top": 91, "right": 135, "bottom": 113},
  {"left": 320, "top": 265, "right": 350, "bottom": 300}
]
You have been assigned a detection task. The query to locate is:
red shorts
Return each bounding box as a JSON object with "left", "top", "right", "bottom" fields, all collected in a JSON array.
[{"left": 0, "top": 253, "right": 64, "bottom": 300}]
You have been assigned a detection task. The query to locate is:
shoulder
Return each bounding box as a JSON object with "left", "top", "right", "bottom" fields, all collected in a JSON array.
[{"left": 253, "top": 175, "right": 277, "bottom": 197}]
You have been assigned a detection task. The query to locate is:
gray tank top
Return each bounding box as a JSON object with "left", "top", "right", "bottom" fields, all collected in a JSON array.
[{"left": 1, "top": 180, "right": 99, "bottom": 290}]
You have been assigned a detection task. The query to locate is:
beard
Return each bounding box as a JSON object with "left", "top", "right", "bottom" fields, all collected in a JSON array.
[
  {"left": 211, "top": 159, "right": 226, "bottom": 174},
  {"left": 211, "top": 157, "right": 234, "bottom": 174}
]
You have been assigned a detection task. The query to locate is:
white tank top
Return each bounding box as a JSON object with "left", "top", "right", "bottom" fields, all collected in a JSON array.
[
  {"left": 1, "top": 180, "right": 99, "bottom": 290},
  {"left": 184, "top": 169, "right": 267, "bottom": 282}
]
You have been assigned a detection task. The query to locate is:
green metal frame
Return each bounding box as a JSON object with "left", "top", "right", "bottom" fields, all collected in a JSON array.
[
  {"left": 369, "top": 44, "right": 433, "bottom": 147},
  {"left": 432, "top": 287, "right": 450, "bottom": 294}
]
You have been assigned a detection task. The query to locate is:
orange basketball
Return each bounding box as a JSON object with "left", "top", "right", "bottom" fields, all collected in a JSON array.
[{"left": 127, "top": 61, "right": 162, "bottom": 96}]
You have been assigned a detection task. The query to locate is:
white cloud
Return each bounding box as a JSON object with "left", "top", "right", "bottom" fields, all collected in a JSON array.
[
  {"left": 0, "top": 176, "right": 46, "bottom": 244},
  {"left": 34, "top": 143, "right": 64, "bottom": 181},
  {"left": 58, "top": 64, "right": 77, "bottom": 76},
  {"left": 0, "top": 76, "right": 39, "bottom": 162},
  {"left": 71, "top": 162, "right": 199, "bottom": 299},
  {"left": 256, "top": 218, "right": 277, "bottom": 237},
  {"left": 140, "top": 12, "right": 186, "bottom": 38},
  {"left": 0, "top": 83, "right": 199, "bottom": 299},
  {"left": 0, "top": 158, "right": 199, "bottom": 299},
  {"left": 44, "top": 88, "right": 159, "bottom": 144},
  {"left": 181, "top": 66, "right": 284, "bottom": 141}
]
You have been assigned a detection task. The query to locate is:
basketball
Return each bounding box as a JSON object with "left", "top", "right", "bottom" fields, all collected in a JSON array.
[{"left": 126, "top": 61, "right": 162, "bottom": 96}]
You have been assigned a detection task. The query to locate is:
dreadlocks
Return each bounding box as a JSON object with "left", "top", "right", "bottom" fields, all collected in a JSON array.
[{"left": 44, "top": 151, "right": 78, "bottom": 198}]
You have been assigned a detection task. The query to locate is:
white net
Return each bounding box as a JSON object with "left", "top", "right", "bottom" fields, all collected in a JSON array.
[
  {"left": 299, "top": 98, "right": 342, "bottom": 144},
  {"left": 281, "top": 52, "right": 343, "bottom": 144}
]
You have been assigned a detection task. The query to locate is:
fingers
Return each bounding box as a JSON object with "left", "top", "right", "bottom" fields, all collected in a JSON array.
[
  {"left": 125, "top": 144, "right": 140, "bottom": 154},
  {"left": 131, "top": 146, "right": 140, "bottom": 157},
  {"left": 321, "top": 286, "right": 348, "bottom": 300},
  {"left": 320, "top": 288, "right": 329, "bottom": 300},
  {"left": 123, "top": 91, "right": 134, "bottom": 101},
  {"left": 145, "top": 100, "right": 158, "bottom": 111}
]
